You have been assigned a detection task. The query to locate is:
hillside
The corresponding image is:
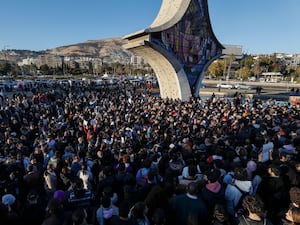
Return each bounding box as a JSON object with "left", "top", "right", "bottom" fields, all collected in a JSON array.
[
  {"left": 50, "top": 38, "right": 130, "bottom": 55},
  {"left": 1, "top": 37, "right": 135, "bottom": 64}
]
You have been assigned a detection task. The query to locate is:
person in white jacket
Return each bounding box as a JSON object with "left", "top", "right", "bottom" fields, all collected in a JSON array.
[{"left": 77, "top": 162, "right": 93, "bottom": 191}]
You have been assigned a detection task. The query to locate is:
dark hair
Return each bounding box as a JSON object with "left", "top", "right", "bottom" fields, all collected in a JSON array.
[
  {"left": 213, "top": 203, "right": 229, "bottom": 223},
  {"left": 289, "top": 187, "right": 300, "bottom": 206},
  {"left": 72, "top": 177, "right": 85, "bottom": 198},
  {"left": 72, "top": 208, "right": 86, "bottom": 225},
  {"left": 188, "top": 164, "right": 198, "bottom": 177},
  {"left": 186, "top": 182, "right": 199, "bottom": 196},
  {"left": 269, "top": 164, "right": 281, "bottom": 176},
  {"left": 101, "top": 195, "right": 111, "bottom": 208},
  {"left": 152, "top": 208, "right": 166, "bottom": 225},
  {"left": 206, "top": 169, "right": 221, "bottom": 183},
  {"left": 103, "top": 186, "right": 113, "bottom": 198},
  {"left": 47, "top": 198, "right": 63, "bottom": 215},
  {"left": 142, "top": 158, "right": 152, "bottom": 169},
  {"left": 117, "top": 162, "right": 126, "bottom": 171},
  {"left": 242, "top": 195, "right": 265, "bottom": 216},
  {"left": 131, "top": 201, "right": 147, "bottom": 220},
  {"left": 289, "top": 206, "right": 300, "bottom": 224},
  {"left": 234, "top": 167, "right": 248, "bottom": 181}
]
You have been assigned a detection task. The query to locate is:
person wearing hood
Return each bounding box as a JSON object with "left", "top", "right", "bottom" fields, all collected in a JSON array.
[
  {"left": 201, "top": 169, "right": 226, "bottom": 220},
  {"left": 223, "top": 167, "right": 253, "bottom": 217},
  {"left": 246, "top": 160, "right": 262, "bottom": 195}
]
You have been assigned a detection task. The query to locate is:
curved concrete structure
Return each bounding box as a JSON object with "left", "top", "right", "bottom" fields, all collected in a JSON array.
[
  {"left": 147, "top": 0, "right": 190, "bottom": 32},
  {"left": 123, "top": 0, "right": 224, "bottom": 101}
]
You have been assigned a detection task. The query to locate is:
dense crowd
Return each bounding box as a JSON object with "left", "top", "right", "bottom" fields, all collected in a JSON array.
[{"left": 0, "top": 83, "right": 300, "bottom": 225}]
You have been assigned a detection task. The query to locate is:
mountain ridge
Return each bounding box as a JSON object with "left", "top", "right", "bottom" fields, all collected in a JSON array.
[{"left": 1, "top": 37, "right": 134, "bottom": 64}]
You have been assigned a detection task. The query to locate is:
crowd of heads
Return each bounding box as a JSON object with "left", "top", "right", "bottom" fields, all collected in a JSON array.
[{"left": 0, "top": 82, "right": 299, "bottom": 225}]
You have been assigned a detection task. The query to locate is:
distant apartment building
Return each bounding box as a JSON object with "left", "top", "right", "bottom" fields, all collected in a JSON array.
[
  {"left": 291, "top": 54, "right": 300, "bottom": 67},
  {"left": 18, "top": 54, "right": 62, "bottom": 68},
  {"left": 130, "top": 55, "right": 145, "bottom": 68},
  {"left": 18, "top": 58, "right": 36, "bottom": 66}
]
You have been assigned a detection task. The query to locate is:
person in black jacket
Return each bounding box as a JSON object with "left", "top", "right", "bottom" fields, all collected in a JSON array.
[
  {"left": 172, "top": 181, "right": 209, "bottom": 225},
  {"left": 257, "top": 164, "right": 289, "bottom": 224}
]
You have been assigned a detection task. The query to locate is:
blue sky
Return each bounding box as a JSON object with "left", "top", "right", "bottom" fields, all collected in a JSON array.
[{"left": 1, "top": 0, "right": 299, "bottom": 54}]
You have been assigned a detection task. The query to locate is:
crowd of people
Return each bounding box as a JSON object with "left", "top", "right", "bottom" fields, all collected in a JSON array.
[{"left": 0, "top": 82, "right": 300, "bottom": 225}]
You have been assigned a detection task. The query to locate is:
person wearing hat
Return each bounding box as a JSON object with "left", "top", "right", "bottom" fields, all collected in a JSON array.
[
  {"left": 1, "top": 193, "right": 21, "bottom": 225},
  {"left": 2, "top": 193, "right": 16, "bottom": 208}
]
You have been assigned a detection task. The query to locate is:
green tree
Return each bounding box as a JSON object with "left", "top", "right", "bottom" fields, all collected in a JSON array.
[
  {"left": 40, "top": 64, "right": 50, "bottom": 75},
  {"left": 237, "top": 67, "right": 251, "bottom": 80},
  {"left": 0, "top": 62, "right": 12, "bottom": 75},
  {"left": 207, "top": 60, "right": 224, "bottom": 78},
  {"left": 240, "top": 55, "right": 254, "bottom": 69},
  {"left": 295, "top": 67, "right": 300, "bottom": 78}
]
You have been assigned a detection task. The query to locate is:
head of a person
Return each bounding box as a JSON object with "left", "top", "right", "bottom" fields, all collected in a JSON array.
[
  {"left": 286, "top": 206, "right": 300, "bottom": 224},
  {"left": 234, "top": 167, "right": 248, "bottom": 181},
  {"left": 242, "top": 195, "right": 265, "bottom": 216},
  {"left": 268, "top": 164, "right": 281, "bottom": 177},
  {"left": 205, "top": 169, "right": 221, "bottom": 183},
  {"left": 246, "top": 160, "right": 257, "bottom": 173},
  {"left": 53, "top": 190, "right": 65, "bottom": 203},
  {"left": 131, "top": 201, "right": 148, "bottom": 219},
  {"left": 152, "top": 208, "right": 166, "bottom": 225},
  {"left": 27, "top": 191, "right": 39, "bottom": 203},
  {"left": 72, "top": 208, "right": 87, "bottom": 225},
  {"left": 46, "top": 198, "right": 63, "bottom": 215},
  {"left": 101, "top": 195, "right": 111, "bottom": 208},
  {"left": 213, "top": 203, "right": 229, "bottom": 223},
  {"left": 186, "top": 181, "right": 199, "bottom": 196},
  {"left": 1, "top": 194, "right": 16, "bottom": 208},
  {"left": 290, "top": 187, "right": 300, "bottom": 208}
]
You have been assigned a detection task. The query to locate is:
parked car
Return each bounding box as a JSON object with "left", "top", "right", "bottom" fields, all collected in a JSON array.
[
  {"left": 216, "top": 83, "right": 233, "bottom": 89},
  {"left": 248, "top": 76, "right": 257, "bottom": 82},
  {"left": 234, "top": 83, "right": 252, "bottom": 90}
]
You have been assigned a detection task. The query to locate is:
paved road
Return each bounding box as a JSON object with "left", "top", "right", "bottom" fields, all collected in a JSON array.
[
  {"left": 1, "top": 80, "right": 296, "bottom": 102},
  {"left": 203, "top": 79, "right": 299, "bottom": 90}
]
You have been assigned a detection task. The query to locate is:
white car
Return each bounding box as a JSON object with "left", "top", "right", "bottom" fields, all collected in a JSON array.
[
  {"left": 234, "top": 83, "right": 252, "bottom": 90},
  {"left": 216, "top": 83, "right": 233, "bottom": 89}
]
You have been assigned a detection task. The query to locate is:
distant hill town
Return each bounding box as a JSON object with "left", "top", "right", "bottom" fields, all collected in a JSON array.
[
  {"left": 0, "top": 37, "right": 135, "bottom": 67},
  {"left": 1, "top": 38, "right": 300, "bottom": 80}
]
